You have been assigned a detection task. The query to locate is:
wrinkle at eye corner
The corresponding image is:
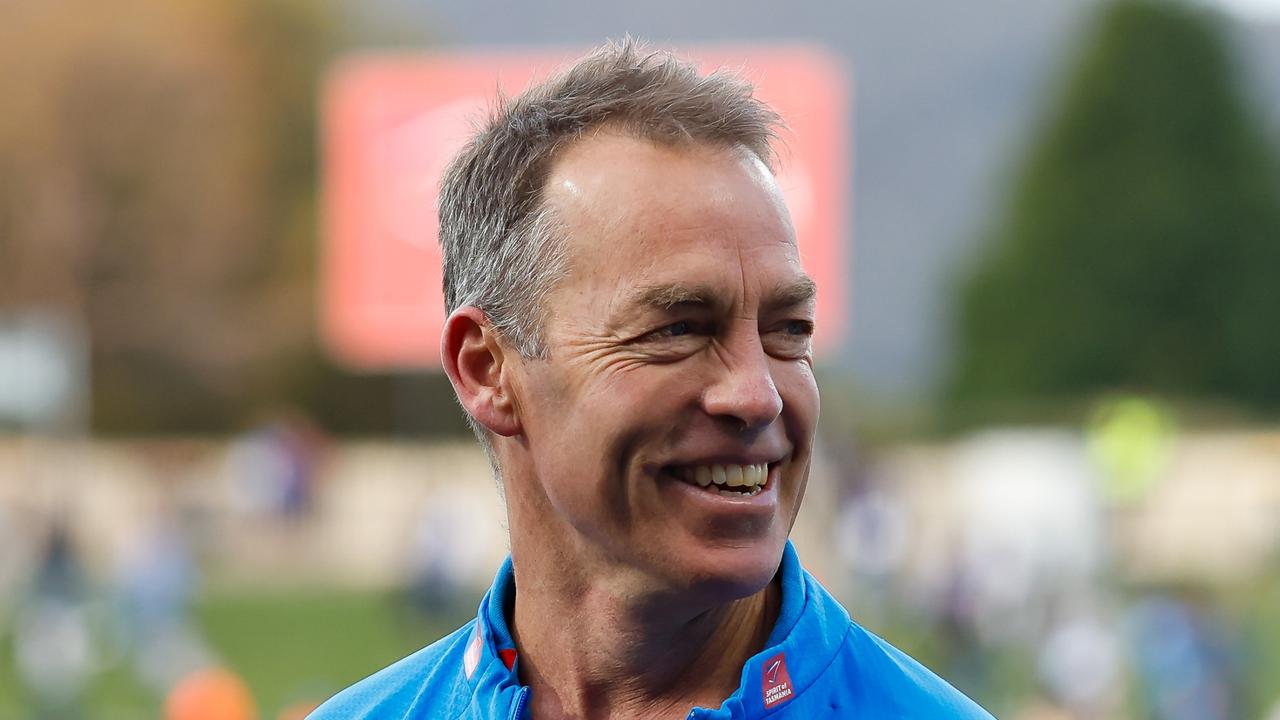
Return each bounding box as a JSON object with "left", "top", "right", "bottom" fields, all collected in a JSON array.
[{"left": 572, "top": 341, "right": 663, "bottom": 377}]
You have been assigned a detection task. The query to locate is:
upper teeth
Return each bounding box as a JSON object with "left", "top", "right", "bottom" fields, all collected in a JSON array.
[{"left": 679, "top": 463, "right": 769, "bottom": 489}]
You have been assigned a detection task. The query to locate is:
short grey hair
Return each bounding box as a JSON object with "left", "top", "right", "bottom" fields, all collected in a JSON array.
[{"left": 437, "top": 38, "right": 783, "bottom": 450}]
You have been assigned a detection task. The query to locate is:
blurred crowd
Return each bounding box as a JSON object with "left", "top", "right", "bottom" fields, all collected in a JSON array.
[
  {"left": 3, "top": 417, "right": 328, "bottom": 719},
  {"left": 828, "top": 399, "right": 1280, "bottom": 720},
  {"left": 2, "top": 398, "right": 1279, "bottom": 718}
]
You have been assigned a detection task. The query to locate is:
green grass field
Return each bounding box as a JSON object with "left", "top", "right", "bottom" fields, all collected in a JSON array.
[{"left": 0, "top": 589, "right": 478, "bottom": 719}]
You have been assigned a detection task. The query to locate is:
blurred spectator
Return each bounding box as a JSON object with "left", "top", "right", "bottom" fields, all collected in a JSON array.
[
  {"left": 114, "top": 508, "right": 213, "bottom": 692},
  {"left": 405, "top": 495, "right": 479, "bottom": 619},
  {"left": 13, "top": 522, "right": 96, "bottom": 719},
  {"left": 1126, "top": 593, "right": 1241, "bottom": 720},
  {"left": 937, "top": 547, "right": 994, "bottom": 703},
  {"left": 952, "top": 432, "right": 1105, "bottom": 644},
  {"left": 228, "top": 411, "right": 327, "bottom": 519},
  {"left": 833, "top": 478, "right": 910, "bottom": 622},
  {"left": 1086, "top": 395, "right": 1175, "bottom": 508},
  {"left": 0, "top": 502, "right": 22, "bottom": 613},
  {"left": 1036, "top": 599, "right": 1123, "bottom": 719}
]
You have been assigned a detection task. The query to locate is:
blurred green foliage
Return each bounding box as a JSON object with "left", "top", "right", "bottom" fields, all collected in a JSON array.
[{"left": 947, "top": 0, "right": 1280, "bottom": 422}]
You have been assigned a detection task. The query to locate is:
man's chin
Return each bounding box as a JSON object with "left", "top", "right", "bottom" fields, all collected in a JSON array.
[{"left": 664, "top": 538, "right": 787, "bottom": 604}]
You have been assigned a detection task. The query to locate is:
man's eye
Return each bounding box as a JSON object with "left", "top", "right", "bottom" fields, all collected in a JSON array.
[
  {"left": 663, "top": 321, "right": 692, "bottom": 337},
  {"left": 784, "top": 320, "right": 814, "bottom": 336},
  {"left": 651, "top": 320, "right": 701, "bottom": 338},
  {"left": 763, "top": 319, "right": 815, "bottom": 358},
  {"left": 636, "top": 320, "right": 711, "bottom": 353}
]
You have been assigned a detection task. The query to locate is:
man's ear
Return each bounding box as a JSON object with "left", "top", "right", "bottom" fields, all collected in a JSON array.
[{"left": 441, "top": 307, "right": 522, "bottom": 437}]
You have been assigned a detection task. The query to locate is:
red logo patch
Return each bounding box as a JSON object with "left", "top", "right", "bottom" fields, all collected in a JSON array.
[
  {"left": 497, "top": 648, "right": 518, "bottom": 671},
  {"left": 761, "top": 652, "right": 795, "bottom": 710}
]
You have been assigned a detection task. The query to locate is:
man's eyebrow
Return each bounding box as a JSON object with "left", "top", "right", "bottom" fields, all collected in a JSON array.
[
  {"left": 619, "top": 277, "right": 818, "bottom": 321},
  {"left": 627, "top": 283, "right": 722, "bottom": 311},
  {"left": 763, "top": 276, "right": 818, "bottom": 311}
]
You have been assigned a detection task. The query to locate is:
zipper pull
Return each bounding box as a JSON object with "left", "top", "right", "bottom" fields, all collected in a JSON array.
[{"left": 510, "top": 687, "right": 531, "bottom": 720}]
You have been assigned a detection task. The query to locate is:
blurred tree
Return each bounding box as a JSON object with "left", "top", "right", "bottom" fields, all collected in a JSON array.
[
  {"left": 947, "top": 0, "right": 1280, "bottom": 419},
  {"left": 0, "top": 0, "right": 349, "bottom": 432}
]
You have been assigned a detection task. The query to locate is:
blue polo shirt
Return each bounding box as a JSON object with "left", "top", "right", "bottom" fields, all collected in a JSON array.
[{"left": 309, "top": 543, "right": 994, "bottom": 718}]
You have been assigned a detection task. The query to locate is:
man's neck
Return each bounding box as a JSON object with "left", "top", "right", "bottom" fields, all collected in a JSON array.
[{"left": 508, "top": 556, "right": 780, "bottom": 720}]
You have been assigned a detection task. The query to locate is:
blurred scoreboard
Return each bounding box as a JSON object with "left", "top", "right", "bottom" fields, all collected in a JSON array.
[{"left": 321, "top": 46, "right": 849, "bottom": 369}]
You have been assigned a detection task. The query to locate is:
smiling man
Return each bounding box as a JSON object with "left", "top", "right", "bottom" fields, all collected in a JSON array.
[{"left": 310, "top": 40, "right": 993, "bottom": 720}]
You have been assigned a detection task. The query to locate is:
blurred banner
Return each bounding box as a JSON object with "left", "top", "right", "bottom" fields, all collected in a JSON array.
[{"left": 320, "top": 45, "right": 849, "bottom": 369}]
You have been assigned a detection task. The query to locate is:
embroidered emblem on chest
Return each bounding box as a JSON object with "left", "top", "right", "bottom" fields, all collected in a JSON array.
[{"left": 761, "top": 652, "right": 795, "bottom": 710}]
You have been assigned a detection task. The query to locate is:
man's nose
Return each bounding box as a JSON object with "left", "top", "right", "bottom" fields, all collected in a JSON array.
[{"left": 700, "top": 337, "right": 784, "bottom": 434}]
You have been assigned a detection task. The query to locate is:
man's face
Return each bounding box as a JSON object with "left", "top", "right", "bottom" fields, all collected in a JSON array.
[{"left": 504, "top": 132, "right": 819, "bottom": 600}]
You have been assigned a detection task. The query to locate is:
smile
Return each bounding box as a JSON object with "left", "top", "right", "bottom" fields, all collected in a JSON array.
[{"left": 663, "top": 463, "right": 771, "bottom": 497}]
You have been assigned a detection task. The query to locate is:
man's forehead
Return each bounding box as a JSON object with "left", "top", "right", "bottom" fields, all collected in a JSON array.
[
  {"left": 542, "top": 131, "right": 789, "bottom": 238},
  {"left": 538, "top": 130, "right": 805, "bottom": 322}
]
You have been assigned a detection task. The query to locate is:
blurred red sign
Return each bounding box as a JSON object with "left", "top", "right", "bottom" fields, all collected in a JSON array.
[{"left": 321, "top": 46, "right": 849, "bottom": 369}]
